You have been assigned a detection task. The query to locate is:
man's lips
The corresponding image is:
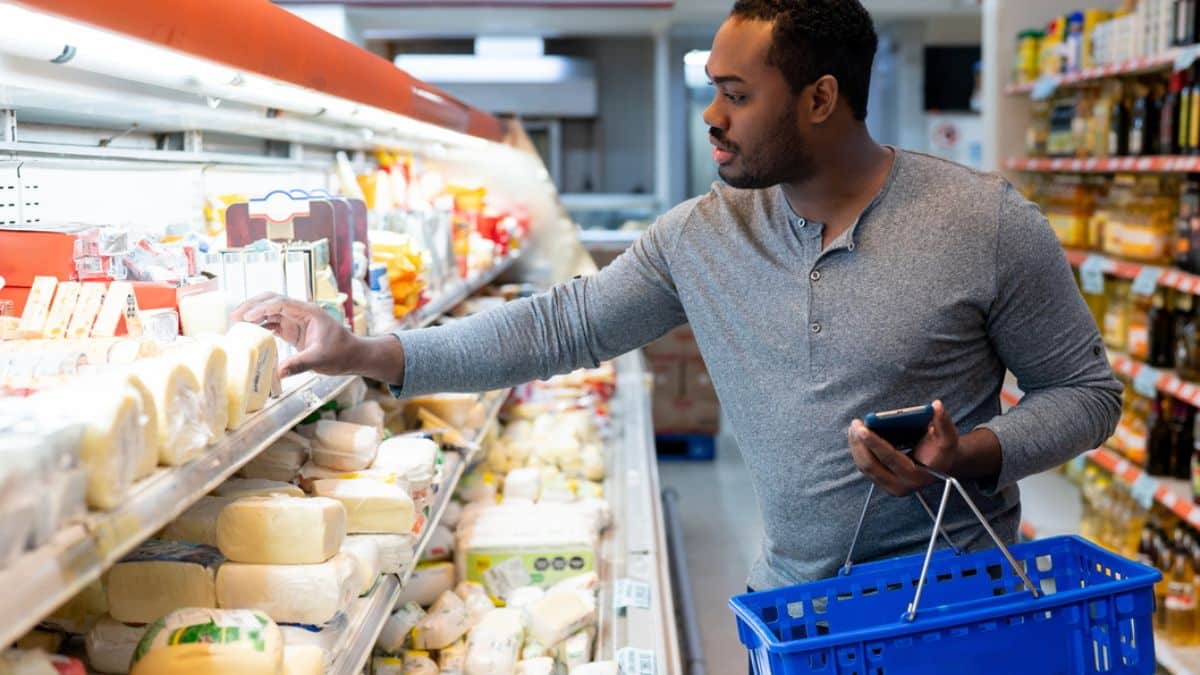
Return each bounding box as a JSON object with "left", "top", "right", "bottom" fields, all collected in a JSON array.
[{"left": 713, "top": 146, "right": 735, "bottom": 164}]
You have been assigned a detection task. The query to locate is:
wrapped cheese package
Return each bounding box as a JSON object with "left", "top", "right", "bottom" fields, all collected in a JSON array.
[
  {"left": 338, "top": 400, "right": 385, "bottom": 429},
  {"left": 158, "top": 496, "right": 234, "bottom": 547},
  {"left": 296, "top": 462, "right": 403, "bottom": 493},
  {"left": 129, "top": 608, "right": 283, "bottom": 675},
  {"left": 340, "top": 535, "right": 382, "bottom": 596},
  {"left": 395, "top": 561, "right": 455, "bottom": 608},
  {"left": 279, "top": 613, "right": 347, "bottom": 670},
  {"left": 50, "top": 380, "right": 145, "bottom": 510},
  {"left": 180, "top": 341, "right": 230, "bottom": 443},
  {"left": 132, "top": 358, "right": 208, "bottom": 465},
  {"left": 522, "top": 590, "right": 596, "bottom": 647},
  {"left": 282, "top": 645, "right": 324, "bottom": 675},
  {"left": 376, "top": 602, "right": 425, "bottom": 655},
  {"left": 348, "top": 533, "right": 414, "bottom": 575},
  {"left": 312, "top": 420, "right": 379, "bottom": 471},
  {"left": 372, "top": 437, "right": 437, "bottom": 519},
  {"left": 410, "top": 591, "right": 469, "bottom": 651},
  {"left": 212, "top": 478, "right": 304, "bottom": 499},
  {"left": 463, "top": 608, "right": 524, "bottom": 675},
  {"left": 240, "top": 432, "right": 310, "bottom": 482},
  {"left": 216, "top": 322, "right": 279, "bottom": 429},
  {"left": 455, "top": 581, "right": 495, "bottom": 628},
  {"left": 85, "top": 615, "right": 145, "bottom": 674},
  {"left": 216, "top": 495, "right": 346, "bottom": 564},
  {"left": 556, "top": 626, "right": 595, "bottom": 670},
  {"left": 215, "top": 553, "right": 356, "bottom": 626},
  {"left": 401, "top": 653, "right": 437, "bottom": 675},
  {"left": 437, "top": 639, "right": 467, "bottom": 673},
  {"left": 311, "top": 478, "right": 415, "bottom": 534},
  {"left": 120, "top": 370, "right": 160, "bottom": 479},
  {"left": 514, "top": 657, "right": 555, "bottom": 675},
  {"left": 106, "top": 540, "right": 223, "bottom": 624}
]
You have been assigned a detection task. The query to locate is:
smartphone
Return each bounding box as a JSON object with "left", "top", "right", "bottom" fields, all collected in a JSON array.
[{"left": 864, "top": 404, "right": 934, "bottom": 451}]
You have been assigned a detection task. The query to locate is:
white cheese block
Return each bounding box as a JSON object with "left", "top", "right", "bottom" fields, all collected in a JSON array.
[
  {"left": 502, "top": 468, "right": 541, "bottom": 503},
  {"left": 42, "top": 281, "right": 79, "bottom": 339},
  {"left": 240, "top": 432, "right": 310, "bottom": 482},
  {"left": 505, "top": 587, "right": 545, "bottom": 611},
  {"left": 58, "top": 381, "right": 145, "bottom": 510},
  {"left": 569, "top": 662, "right": 617, "bottom": 675},
  {"left": 279, "top": 613, "right": 346, "bottom": 670},
  {"left": 372, "top": 437, "right": 438, "bottom": 483},
  {"left": 339, "top": 535, "right": 381, "bottom": 596},
  {"left": 181, "top": 342, "right": 230, "bottom": 443},
  {"left": 515, "top": 657, "right": 555, "bottom": 675},
  {"left": 123, "top": 370, "right": 161, "bottom": 480},
  {"left": 337, "top": 400, "right": 385, "bottom": 429},
  {"left": 216, "top": 495, "right": 346, "bottom": 564},
  {"left": 178, "top": 292, "right": 229, "bottom": 338},
  {"left": 376, "top": 602, "right": 424, "bottom": 654},
  {"left": 133, "top": 358, "right": 208, "bottom": 465},
  {"left": 66, "top": 282, "right": 106, "bottom": 339},
  {"left": 395, "top": 562, "right": 455, "bottom": 609},
  {"left": 215, "top": 554, "right": 356, "bottom": 626},
  {"left": 549, "top": 572, "right": 600, "bottom": 601},
  {"left": 0, "top": 649, "right": 55, "bottom": 675},
  {"left": 129, "top": 608, "right": 282, "bottom": 675},
  {"left": 218, "top": 322, "right": 279, "bottom": 428},
  {"left": 411, "top": 591, "right": 469, "bottom": 651},
  {"left": 86, "top": 615, "right": 145, "bottom": 674},
  {"left": 311, "top": 478, "right": 414, "bottom": 534},
  {"left": 348, "top": 533, "right": 415, "bottom": 576},
  {"left": 159, "top": 496, "right": 234, "bottom": 547},
  {"left": 438, "top": 639, "right": 467, "bottom": 673},
  {"left": 312, "top": 420, "right": 380, "bottom": 471},
  {"left": 282, "top": 645, "right": 324, "bottom": 675},
  {"left": 297, "top": 462, "right": 404, "bottom": 492},
  {"left": 463, "top": 608, "right": 523, "bottom": 675},
  {"left": 106, "top": 540, "right": 223, "bottom": 624},
  {"left": 212, "top": 478, "right": 305, "bottom": 499},
  {"left": 522, "top": 590, "right": 596, "bottom": 648},
  {"left": 556, "top": 627, "right": 595, "bottom": 670}
]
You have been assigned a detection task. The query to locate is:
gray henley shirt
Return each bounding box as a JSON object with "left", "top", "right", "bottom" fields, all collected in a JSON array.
[{"left": 394, "top": 148, "right": 1123, "bottom": 590}]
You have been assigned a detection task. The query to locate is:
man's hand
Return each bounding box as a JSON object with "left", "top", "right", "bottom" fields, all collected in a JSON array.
[
  {"left": 848, "top": 400, "right": 960, "bottom": 496},
  {"left": 231, "top": 293, "right": 406, "bottom": 384}
]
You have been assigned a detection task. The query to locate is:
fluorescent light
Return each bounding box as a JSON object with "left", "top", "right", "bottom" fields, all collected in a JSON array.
[
  {"left": 474, "top": 36, "right": 544, "bottom": 59},
  {"left": 684, "top": 49, "right": 711, "bottom": 90},
  {"left": 394, "top": 54, "right": 577, "bottom": 84},
  {"left": 683, "top": 50, "right": 710, "bottom": 66}
]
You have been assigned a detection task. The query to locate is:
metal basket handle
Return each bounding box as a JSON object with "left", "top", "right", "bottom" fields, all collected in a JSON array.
[{"left": 840, "top": 466, "right": 1041, "bottom": 622}]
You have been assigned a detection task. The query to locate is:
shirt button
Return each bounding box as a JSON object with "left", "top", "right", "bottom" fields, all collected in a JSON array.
[
  {"left": 797, "top": 218, "right": 806, "bottom": 228},
  {"left": 847, "top": 242, "right": 856, "bottom": 252},
  {"left": 810, "top": 322, "right": 821, "bottom": 334},
  {"left": 809, "top": 270, "right": 821, "bottom": 282}
]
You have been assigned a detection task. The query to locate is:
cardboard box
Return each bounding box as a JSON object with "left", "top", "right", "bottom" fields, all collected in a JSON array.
[
  {"left": 644, "top": 324, "right": 701, "bottom": 360},
  {"left": 648, "top": 355, "right": 683, "bottom": 400},
  {"left": 653, "top": 397, "right": 721, "bottom": 435},
  {"left": 682, "top": 357, "right": 718, "bottom": 403},
  {"left": 0, "top": 229, "right": 79, "bottom": 287}
]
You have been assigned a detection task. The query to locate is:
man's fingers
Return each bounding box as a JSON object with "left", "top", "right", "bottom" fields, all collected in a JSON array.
[
  {"left": 849, "top": 421, "right": 914, "bottom": 497},
  {"left": 279, "top": 347, "right": 321, "bottom": 379},
  {"left": 931, "top": 399, "right": 956, "bottom": 442},
  {"left": 854, "top": 423, "right": 927, "bottom": 488}
]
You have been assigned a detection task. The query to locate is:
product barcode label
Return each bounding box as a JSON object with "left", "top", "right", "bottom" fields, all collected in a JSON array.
[
  {"left": 618, "top": 648, "right": 658, "bottom": 675},
  {"left": 1131, "top": 267, "right": 1162, "bottom": 296},
  {"left": 1080, "top": 255, "right": 1107, "bottom": 294},
  {"left": 1133, "top": 367, "right": 1160, "bottom": 399},
  {"left": 1130, "top": 474, "right": 1157, "bottom": 510},
  {"left": 613, "top": 578, "right": 652, "bottom": 611},
  {"left": 482, "top": 557, "right": 531, "bottom": 601}
]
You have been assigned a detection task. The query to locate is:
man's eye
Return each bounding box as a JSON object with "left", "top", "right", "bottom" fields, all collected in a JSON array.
[{"left": 725, "top": 93, "right": 745, "bottom": 104}]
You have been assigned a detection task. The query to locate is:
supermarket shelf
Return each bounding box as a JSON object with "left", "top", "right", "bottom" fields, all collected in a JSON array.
[
  {"left": 390, "top": 253, "right": 520, "bottom": 332},
  {"left": 1005, "top": 155, "right": 1200, "bottom": 173},
  {"left": 327, "top": 386, "right": 509, "bottom": 675},
  {"left": 1157, "top": 637, "right": 1200, "bottom": 675},
  {"left": 1004, "top": 51, "right": 1179, "bottom": 95},
  {"left": 1062, "top": 248, "right": 1200, "bottom": 296},
  {"left": 1107, "top": 349, "right": 1200, "bottom": 410},
  {"left": 0, "top": 371, "right": 354, "bottom": 649}
]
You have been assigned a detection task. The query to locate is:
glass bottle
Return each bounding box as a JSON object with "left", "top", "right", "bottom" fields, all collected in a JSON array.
[
  {"left": 1165, "top": 72, "right": 1185, "bottom": 155},
  {"left": 1128, "top": 289, "right": 1156, "bottom": 361},
  {"left": 1105, "top": 280, "right": 1133, "bottom": 350},
  {"left": 1174, "top": 399, "right": 1197, "bottom": 480},
  {"left": 1190, "top": 64, "right": 1200, "bottom": 154},
  {"left": 1131, "top": 82, "right": 1161, "bottom": 156},
  {"left": 1158, "top": 526, "right": 1174, "bottom": 630},
  {"left": 1149, "top": 396, "right": 1176, "bottom": 477},
  {"left": 1169, "top": 531, "right": 1199, "bottom": 644},
  {"left": 1151, "top": 290, "right": 1177, "bottom": 367},
  {"left": 1177, "top": 292, "right": 1200, "bottom": 380},
  {"left": 1111, "top": 84, "right": 1131, "bottom": 157}
]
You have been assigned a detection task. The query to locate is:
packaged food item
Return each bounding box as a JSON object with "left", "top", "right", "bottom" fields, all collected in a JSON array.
[
  {"left": 376, "top": 602, "right": 425, "bottom": 655},
  {"left": 106, "top": 540, "right": 223, "bottom": 624},
  {"left": 463, "top": 608, "right": 524, "bottom": 675},
  {"left": 216, "top": 494, "right": 347, "bottom": 564},
  {"left": 159, "top": 496, "right": 235, "bottom": 547},
  {"left": 212, "top": 478, "right": 304, "bottom": 499},
  {"left": 348, "top": 533, "right": 415, "bottom": 575},
  {"left": 282, "top": 645, "right": 324, "bottom": 675},
  {"left": 395, "top": 561, "right": 456, "bottom": 608},
  {"left": 240, "top": 432, "right": 310, "bottom": 482},
  {"left": 211, "top": 322, "right": 279, "bottom": 429},
  {"left": 340, "top": 535, "right": 382, "bottom": 596},
  {"left": 85, "top": 616, "right": 145, "bottom": 674},
  {"left": 180, "top": 341, "right": 230, "bottom": 443},
  {"left": 128, "top": 608, "right": 283, "bottom": 675},
  {"left": 311, "top": 478, "right": 415, "bottom": 534},
  {"left": 411, "top": 591, "right": 470, "bottom": 650},
  {"left": 132, "top": 358, "right": 208, "bottom": 465},
  {"left": 522, "top": 590, "right": 596, "bottom": 647},
  {"left": 215, "top": 553, "right": 356, "bottom": 626},
  {"left": 311, "top": 420, "right": 380, "bottom": 471},
  {"left": 338, "top": 400, "right": 385, "bottom": 429}
]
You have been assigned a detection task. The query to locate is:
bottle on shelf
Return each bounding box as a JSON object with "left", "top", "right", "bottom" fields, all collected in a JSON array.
[
  {"left": 1176, "top": 0, "right": 1198, "bottom": 47},
  {"left": 1128, "top": 288, "right": 1155, "bottom": 361},
  {"left": 1174, "top": 291, "right": 1200, "bottom": 380},
  {"left": 1192, "top": 411, "right": 1200, "bottom": 505},
  {"left": 1149, "top": 396, "right": 1176, "bottom": 477},
  {"left": 1111, "top": 84, "right": 1131, "bottom": 157},
  {"left": 1157, "top": 524, "right": 1174, "bottom": 630},
  {"left": 1150, "top": 289, "right": 1177, "bottom": 368},
  {"left": 1168, "top": 529, "right": 1199, "bottom": 645},
  {"left": 1131, "top": 82, "right": 1161, "bottom": 156},
  {"left": 1190, "top": 64, "right": 1200, "bottom": 154},
  {"left": 1104, "top": 280, "right": 1133, "bottom": 351},
  {"left": 1181, "top": 68, "right": 1194, "bottom": 155},
  {"left": 1173, "top": 398, "right": 1197, "bottom": 480},
  {"left": 1178, "top": 178, "right": 1200, "bottom": 272},
  {"left": 1139, "top": 522, "right": 1158, "bottom": 569},
  {"left": 1163, "top": 72, "right": 1184, "bottom": 156}
]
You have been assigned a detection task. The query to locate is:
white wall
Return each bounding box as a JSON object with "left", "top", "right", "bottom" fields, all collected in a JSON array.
[{"left": 280, "top": 4, "right": 365, "bottom": 48}]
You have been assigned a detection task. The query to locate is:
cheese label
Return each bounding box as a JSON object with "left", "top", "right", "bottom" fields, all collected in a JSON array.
[
  {"left": 617, "top": 648, "right": 658, "bottom": 675},
  {"left": 135, "top": 609, "right": 273, "bottom": 663},
  {"left": 613, "top": 579, "right": 651, "bottom": 611},
  {"left": 121, "top": 539, "right": 224, "bottom": 567},
  {"left": 470, "top": 549, "right": 595, "bottom": 599}
]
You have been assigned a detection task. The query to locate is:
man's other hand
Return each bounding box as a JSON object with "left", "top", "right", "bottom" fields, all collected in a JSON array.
[{"left": 847, "top": 400, "right": 959, "bottom": 496}]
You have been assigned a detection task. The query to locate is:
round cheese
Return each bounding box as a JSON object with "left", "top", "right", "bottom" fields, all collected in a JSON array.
[
  {"left": 132, "top": 359, "right": 208, "bottom": 465},
  {"left": 106, "top": 541, "right": 223, "bottom": 625},
  {"left": 180, "top": 342, "right": 230, "bottom": 443},
  {"left": 216, "top": 495, "right": 346, "bottom": 564},
  {"left": 129, "top": 608, "right": 282, "bottom": 675},
  {"left": 240, "top": 432, "right": 310, "bottom": 482}
]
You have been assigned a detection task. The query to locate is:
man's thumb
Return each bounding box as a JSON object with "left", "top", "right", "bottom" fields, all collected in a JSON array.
[{"left": 279, "top": 348, "right": 320, "bottom": 379}]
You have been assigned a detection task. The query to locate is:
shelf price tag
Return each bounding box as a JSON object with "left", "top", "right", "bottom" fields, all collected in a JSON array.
[
  {"left": 1130, "top": 473, "right": 1157, "bottom": 510},
  {"left": 1177, "top": 44, "right": 1200, "bottom": 72},
  {"left": 1070, "top": 454, "right": 1088, "bottom": 473},
  {"left": 1131, "top": 266, "right": 1162, "bottom": 296},
  {"left": 1030, "top": 75, "right": 1060, "bottom": 101},
  {"left": 1080, "top": 255, "right": 1107, "bottom": 295},
  {"left": 1133, "top": 366, "right": 1161, "bottom": 399},
  {"left": 617, "top": 648, "right": 658, "bottom": 675},
  {"left": 614, "top": 578, "right": 652, "bottom": 612}
]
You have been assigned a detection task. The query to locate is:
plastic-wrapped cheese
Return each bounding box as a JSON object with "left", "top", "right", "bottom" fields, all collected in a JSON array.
[
  {"left": 159, "top": 496, "right": 234, "bottom": 547},
  {"left": 424, "top": 525, "right": 454, "bottom": 561},
  {"left": 106, "top": 540, "right": 222, "bottom": 624},
  {"left": 240, "top": 432, "right": 310, "bottom": 482},
  {"left": 132, "top": 359, "right": 208, "bottom": 465},
  {"left": 376, "top": 602, "right": 424, "bottom": 655},
  {"left": 129, "top": 608, "right": 282, "bottom": 675},
  {"left": 501, "top": 468, "right": 541, "bottom": 503},
  {"left": 338, "top": 400, "right": 385, "bottom": 430},
  {"left": 86, "top": 616, "right": 145, "bottom": 674},
  {"left": 282, "top": 645, "right": 324, "bottom": 675},
  {"left": 296, "top": 462, "right": 403, "bottom": 493},
  {"left": 279, "top": 613, "right": 346, "bottom": 670},
  {"left": 570, "top": 662, "right": 617, "bottom": 675},
  {"left": 217, "top": 322, "right": 279, "bottom": 429},
  {"left": 311, "top": 478, "right": 414, "bottom": 534},
  {"left": 215, "top": 554, "right": 356, "bottom": 626},
  {"left": 333, "top": 377, "right": 367, "bottom": 410},
  {"left": 180, "top": 341, "right": 230, "bottom": 443},
  {"left": 550, "top": 573, "right": 600, "bottom": 602},
  {"left": 216, "top": 495, "right": 346, "bottom": 564},
  {"left": 312, "top": 420, "right": 379, "bottom": 471},
  {"left": 463, "top": 608, "right": 523, "bottom": 675},
  {"left": 122, "top": 371, "right": 160, "bottom": 480},
  {"left": 372, "top": 656, "right": 405, "bottom": 675},
  {"left": 212, "top": 478, "right": 304, "bottom": 499},
  {"left": 396, "top": 561, "right": 456, "bottom": 608},
  {"left": 340, "top": 535, "right": 381, "bottom": 596},
  {"left": 349, "top": 533, "right": 414, "bottom": 575},
  {"left": 401, "top": 653, "right": 437, "bottom": 675},
  {"left": 438, "top": 639, "right": 467, "bottom": 674},
  {"left": 455, "top": 582, "right": 495, "bottom": 628},
  {"left": 520, "top": 637, "right": 549, "bottom": 660},
  {"left": 522, "top": 590, "right": 596, "bottom": 647},
  {"left": 441, "top": 500, "right": 464, "bottom": 529},
  {"left": 411, "top": 591, "right": 469, "bottom": 650},
  {"left": 372, "top": 437, "right": 437, "bottom": 480},
  {"left": 64, "top": 380, "right": 145, "bottom": 509},
  {"left": 505, "top": 586, "right": 545, "bottom": 611},
  {"left": 556, "top": 627, "right": 595, "bottom": 670},
  {"left": 514, "top": 657, "right": 555, "bottom": 675}
]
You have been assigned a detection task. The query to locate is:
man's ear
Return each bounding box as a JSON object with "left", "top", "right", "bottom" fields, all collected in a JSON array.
[{"left": 808, "top": 74, "right": 839, "bottom": 125}]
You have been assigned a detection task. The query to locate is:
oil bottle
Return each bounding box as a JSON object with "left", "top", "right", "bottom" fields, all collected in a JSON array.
[{"left": 1167, "top": 529, "right": 1198, "bottom": 644}]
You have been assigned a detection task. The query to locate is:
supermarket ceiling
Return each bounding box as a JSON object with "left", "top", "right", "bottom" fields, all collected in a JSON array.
[{"left": 280, "top": 0, "right": 979, "bottom": 38}]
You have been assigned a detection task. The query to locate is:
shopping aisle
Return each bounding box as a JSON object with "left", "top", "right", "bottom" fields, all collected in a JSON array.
[{"left": 658, "top": 430, "right": 763, "bottom": 675}]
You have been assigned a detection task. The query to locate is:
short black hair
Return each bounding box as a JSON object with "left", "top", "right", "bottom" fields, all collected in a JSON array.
[{"left": 730, "top": 0, "right": 878, "bottom": 120}]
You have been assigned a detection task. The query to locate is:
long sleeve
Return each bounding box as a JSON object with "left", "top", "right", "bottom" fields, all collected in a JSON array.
[
  {"left": 391, "top": 214, "right": 689, "bottom": 397},
  {"left": 977, "top": 184, "right": 1123, "bottom": 490}
]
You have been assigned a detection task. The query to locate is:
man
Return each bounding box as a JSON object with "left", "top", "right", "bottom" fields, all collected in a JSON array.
[{"left": 235, "top": 0, "right": 1121, "bottom": 592}]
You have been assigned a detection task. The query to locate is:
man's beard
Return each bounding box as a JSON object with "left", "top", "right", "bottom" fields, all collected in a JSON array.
[{"left": 717, "top": 108, "right": 815, "bottom": 189}]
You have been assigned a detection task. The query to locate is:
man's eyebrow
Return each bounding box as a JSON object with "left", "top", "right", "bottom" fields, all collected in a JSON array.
[{"left": 704, "top": 66, "right": 744, "bottom": 84}]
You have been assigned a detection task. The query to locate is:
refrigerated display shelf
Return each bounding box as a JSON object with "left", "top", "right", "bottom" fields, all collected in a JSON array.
[
  {"left": 0, "top": 371, "right": 354, "bottom": 649},
  {"left": 391, "top": 253, "right": 520, "bottom": 332},
  {"left": 326, "top": 386, "right": 509, "bottom": 675},
  {"left": 1004, "top": 50, "right": 1180, "bottom": 95},
  {"left": 1005, "top": 155, "right": 1200, "bottom": 173}
]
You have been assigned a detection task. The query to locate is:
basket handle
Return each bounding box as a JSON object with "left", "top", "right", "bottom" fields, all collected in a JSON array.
[{"left": 840, "top": 467, "right": 1041, "bottom": 622}]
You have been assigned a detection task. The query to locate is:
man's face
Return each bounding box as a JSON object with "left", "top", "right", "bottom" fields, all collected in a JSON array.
[{"left": 703, "top": 17, "right": 815, "bottom": 189}]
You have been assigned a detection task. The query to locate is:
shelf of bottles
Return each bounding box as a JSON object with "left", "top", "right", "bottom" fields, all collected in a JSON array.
[
  {"left": 1007, "top": 155, "right": 1200, "bottom": 172},
  {"left": 1005, "top": 51, "right": 1179, "bottom": 96}
]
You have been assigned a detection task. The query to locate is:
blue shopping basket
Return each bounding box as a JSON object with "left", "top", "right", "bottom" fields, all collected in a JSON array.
[{"left": 730, "top": 473, "right": 1161, "bottom": 675}]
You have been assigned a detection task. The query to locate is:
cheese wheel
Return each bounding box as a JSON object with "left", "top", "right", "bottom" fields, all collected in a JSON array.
[
  {"left": 312, "top": 420, "right": 379, "bottom": 471},
  {"left": 106, "top": 541, "right": 223, "bottom": 624},
  {"left": 240, "top": 432, "right": 310, "bottom": 482},
  {"left": 212, "top": 478, "right": 304, "bottom": 499},
  {"left": 311, "top": 479, "right": 415, "bottom": 534},
  {"left": 339, "top": 536, "right": 382, "bottom": 596},
  {"left": 58, "top": 381, "right": 145, "bottom": 510},
  {"left": 411, "top": 591, "right": 469, "bottom": 651},
  {"left": 159, "top": 496, "right": 234, "bottom": 547},
  {"left": 348, "top": 534, "right": 414, "bottom": 576},
  {"left": 123, "top": 371, "right": 161, "bottom": 479},
  {"left": 215, "top": 554, "right": 356, "bottom": 626},
  {"left": 133, "top": 359, "right": 208, "bottom": 465},
  {"left": 338, "top": 400, "right": 385, "bottom": 430},
  {"left": 129, "top": 608, "right": 282, "bottom": 675},
  {"left": 463, "top": 608, "right": 523, "bottom": 675},
  {"left": 216, "top": 495, "right": 346, "bottom": 564},
  {"left": 514, "top": 657, "right": 554, "bottom": 675},
  {"left": 86, "top": 616, "right": 145, "bottom": 674},
  {"left": 522, "top": 590, "right": 595, "bottom": 647},
  {"left": 282, "top": 645, "right": 324, "bottom": 675},
  {"left": 181, "top": 342, "right": 230, "bottom": 443}
]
